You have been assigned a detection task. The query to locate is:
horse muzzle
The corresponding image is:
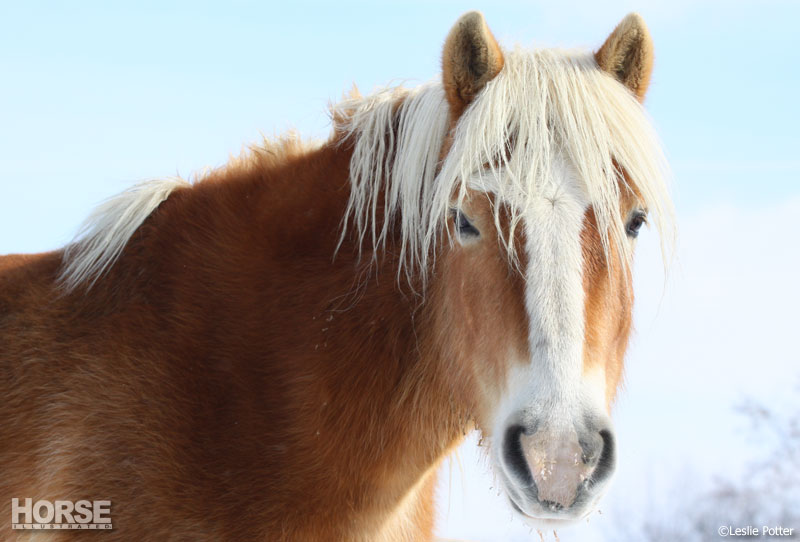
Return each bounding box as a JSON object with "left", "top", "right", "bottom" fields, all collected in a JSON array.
[{"left": 499, "top": 420, "right": 616, "bottom": 522}]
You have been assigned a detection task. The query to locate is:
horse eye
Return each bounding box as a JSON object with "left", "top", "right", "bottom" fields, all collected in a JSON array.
[
  {"left": 626, "top": 211, "right": 647, "bottom": 238},
  {"left": 452, "top": 210, "right": 480, "bottom": 239}
]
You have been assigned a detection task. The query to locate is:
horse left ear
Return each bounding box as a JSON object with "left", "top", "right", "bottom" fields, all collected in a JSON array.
[
  {"left": 442, "top": 11, "right": 505, "bottom": 118},
  {"left": 595, "top": 13, "right": 654, "bottom": 102}
]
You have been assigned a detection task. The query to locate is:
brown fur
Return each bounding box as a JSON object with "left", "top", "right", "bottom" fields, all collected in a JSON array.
[
  {"left": 0, "top": 13, "right": 654, "bottom": 541},
  {"left": 0, "top": 139, "right": 458, "bottom": 541},
  {"left": 581, "top": 206, "right": 633, "bottom": 407}
]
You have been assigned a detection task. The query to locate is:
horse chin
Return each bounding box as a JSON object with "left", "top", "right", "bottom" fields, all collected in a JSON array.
[
  {"left": 497, "top": 466, "right": 606, "bottom": 529},
  {"left": 505, "top": 493, "right": 598, "bottom": 530},
  {"left": 515, "top": 512, "right": 586, "bottom": 531}
]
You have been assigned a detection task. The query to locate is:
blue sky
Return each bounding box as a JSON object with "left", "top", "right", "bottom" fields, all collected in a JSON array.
[
  {"left": 1, "top": 2, "right": 798, "bottom": 541},
  {"left": 1, "top": 1, "right": 798, "bottom": 253}
]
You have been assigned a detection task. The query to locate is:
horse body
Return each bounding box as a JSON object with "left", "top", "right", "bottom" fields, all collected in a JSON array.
[
  {"left": 0, "top": 142, "right": 457, "bottom": 540},
  {"left": 1, "top": 11, "right": 673, "bottom": 541}
]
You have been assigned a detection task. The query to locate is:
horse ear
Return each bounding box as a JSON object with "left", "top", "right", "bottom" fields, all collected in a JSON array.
[
  {"left": 595, "top": 13, "right": 654, "bottom": 102},
  {"left": 442, "top": 11, "right": 505, "bottom": 118}
]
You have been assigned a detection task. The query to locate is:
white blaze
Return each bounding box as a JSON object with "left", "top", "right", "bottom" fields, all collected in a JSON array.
[
  {"left": 489, "top": 158, "right": 592, "bottom": 433},
  {"left": 490, "top": 158, "right": 617, "bottom": 519},
  {"left": 521, "top": 159, "right": 589, "bottom": 424}
]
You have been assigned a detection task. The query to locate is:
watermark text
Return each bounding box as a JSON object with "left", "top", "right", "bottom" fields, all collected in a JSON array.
[
  {"left": 719, "top": 525, "right": 795, "bottom": 537},
  {"left": 11, "top": 498, "right": 112, "bottom": 530}
]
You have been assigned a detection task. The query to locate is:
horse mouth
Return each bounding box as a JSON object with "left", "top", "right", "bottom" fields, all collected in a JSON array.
[
  {"left": 497, "top": 462, "right": 602, "bottom": 526},
  {"left": 506, "top": 493, "right": 596, "bottom": 527}
]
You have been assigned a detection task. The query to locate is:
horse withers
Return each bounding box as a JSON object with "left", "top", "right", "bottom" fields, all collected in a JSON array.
[{"left": 0, "top": 11, "right": 673, "bottom": 541}]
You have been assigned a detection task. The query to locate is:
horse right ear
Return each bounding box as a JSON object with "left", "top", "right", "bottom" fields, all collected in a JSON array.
[
  {"left": 595, "top": 13, "right": 654, "bottom": 102},
  {"left": 442, "top": 11, "right": 505, "bottom": 119}
]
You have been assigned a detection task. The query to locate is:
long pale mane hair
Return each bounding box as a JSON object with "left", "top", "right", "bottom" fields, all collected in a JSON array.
[
  {"left": 335, "top": 48, "right": 675, "bottom": 283},
  {"left": 59, "top": 48, "right": 674, "bottom": 292}
]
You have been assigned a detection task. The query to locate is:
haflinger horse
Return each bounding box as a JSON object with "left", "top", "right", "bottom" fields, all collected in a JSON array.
[{"left": 0, "top": 11, "right": 673, "bottom": 542}]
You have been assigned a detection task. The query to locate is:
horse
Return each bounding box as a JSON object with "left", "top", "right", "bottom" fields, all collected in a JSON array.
[{"left": 0, "top": 11, "right": 673, "bottom": 541}]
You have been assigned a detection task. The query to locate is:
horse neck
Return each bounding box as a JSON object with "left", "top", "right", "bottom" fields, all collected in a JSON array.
[{"left": 88, "top": 139, "right": 469, "bottom": 536}]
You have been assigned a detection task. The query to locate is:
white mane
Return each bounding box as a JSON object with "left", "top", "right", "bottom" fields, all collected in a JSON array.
[
  {"left": 335, "top": 47, "right": 675, "bottom": 283},
  {"left": 58, "top": 178, "right": 189, "bottom": 291},
  {"left": 59, "top": 47, "right": 674, "bottom": 293}
]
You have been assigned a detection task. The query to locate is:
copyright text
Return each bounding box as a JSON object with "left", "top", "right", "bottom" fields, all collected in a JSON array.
[{"left": 719, "top": 525, "right": 795, "bottom": 537}]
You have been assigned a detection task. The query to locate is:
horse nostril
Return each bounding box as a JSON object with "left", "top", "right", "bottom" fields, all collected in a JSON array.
[
  {"left": 579, "top": 429, "right": 605, "bottom": 468},
  {"left": 503, "top": 425, "right": 534, "bottom": 486},
  {"left": 588, "top": 429, "right": 615, "bottom": 486}
]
